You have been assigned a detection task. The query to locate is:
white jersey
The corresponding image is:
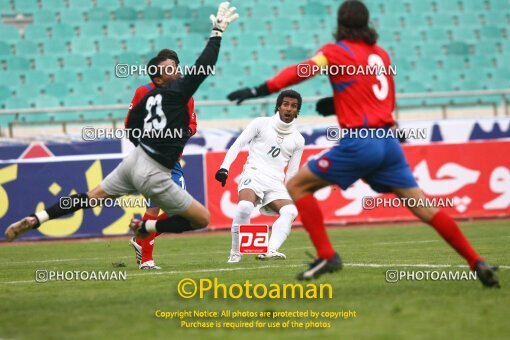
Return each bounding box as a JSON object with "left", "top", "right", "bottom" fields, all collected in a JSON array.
[{"left": 221, "top": 114, "right": 305, "bottom": 183}]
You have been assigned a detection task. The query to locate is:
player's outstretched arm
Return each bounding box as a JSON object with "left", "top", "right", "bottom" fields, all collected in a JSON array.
[
  {"left": 227, "top": 58, "right": 321, "bottom": 104},
  {"left": 217, "top": 118, "right": 262, "bottom": 185},
  {"left": 209, "top": 1, "right": 239, "bottom": 38},
  {"left": 177, "top": 2, "right": 239, "bottom": 101}
]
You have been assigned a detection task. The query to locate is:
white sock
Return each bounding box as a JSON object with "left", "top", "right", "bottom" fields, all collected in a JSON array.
[
  {"left": 268, "top": 205, "right": 297, "bottom": 251},
  {"left": 145, "top": 220, "right": 157, "bottom": 233},
  {"left": 231, "top": 200, "right": 254, "bottom": 253},
  {"left": 35, "top": 211, "right": 50, "bottom": 224}
]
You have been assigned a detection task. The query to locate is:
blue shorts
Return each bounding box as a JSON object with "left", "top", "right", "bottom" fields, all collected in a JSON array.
[
  {"left": 308, "top": 129, "right": 417, "bottom": 193},
  {"left": 148, "top": 161, "right": 186, "bottom": 208}
]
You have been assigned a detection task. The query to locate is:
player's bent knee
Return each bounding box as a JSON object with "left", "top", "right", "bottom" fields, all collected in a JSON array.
[
  {"left": 286, "top": 179, "right": 303, "bottom": 199},
  {"left": 286, "top": 175, "right": 317, "bottom": 200},
  {"left": 236, "top": 200, "right": 255, "bottom": 219},
  {"left": 87, "top": 185, "right": 110, "bottom": 199},
  {"left": 280, "top": 204, "right": 298, "bottom": 221},
  {"left": 286, "top": 176, "right": 298, "bottom": 192},
  {"left": 182, "top": 200, "right": 210, "bottom": 229},
  {"left": 196, "top": 212, "right": 210, "bottom": 229},
  {"left": 190, "top": 210, "right": 210, "bottom": 229}
]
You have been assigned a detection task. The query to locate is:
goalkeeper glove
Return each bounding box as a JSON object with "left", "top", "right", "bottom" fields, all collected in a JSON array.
[
  {"left": 316, "top": 97, "right": 336, "bottom": 116},
  {"left": 215, "top": 168, "right": 229, "bottom": 187},
  {"left": 210, "top": 2, "right": 239, "bottom": 38},
  {"left": 227, "top": 83, "right": 270, "bottom": 104}
]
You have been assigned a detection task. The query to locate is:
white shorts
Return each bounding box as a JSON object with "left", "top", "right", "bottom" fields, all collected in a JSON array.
[{"left": 237, "top": 170, "right": 291, "bottom": 216}]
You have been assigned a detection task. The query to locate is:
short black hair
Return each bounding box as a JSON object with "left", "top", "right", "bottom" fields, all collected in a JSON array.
[
  {"left": 335, "top": 0, "right": 378, "bottom": 45},
  {"left": 147, "top": 55, "right": 167, "bottom": 83},
  {"left": 275, "top": 89, "right": 302, "bottom": 113},
  {"left": 157, "top": 48, "right": 180, "bottom": 65}
]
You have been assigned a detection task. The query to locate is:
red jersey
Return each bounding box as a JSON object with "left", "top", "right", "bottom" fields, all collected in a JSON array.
[
  {"left": 125, "top": 82, "right": 197, "bottom": 135},
  {"left": 266, "top": 40, "right": 395, "bottom": 128}
]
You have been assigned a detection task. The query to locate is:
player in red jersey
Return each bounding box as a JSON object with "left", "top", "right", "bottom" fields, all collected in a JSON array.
[
  {"left": 227, "top": 0, "right": 499, "bottom": 287},
  {"left": 127, "top": 49, "right": 198, "bottom": 270}
]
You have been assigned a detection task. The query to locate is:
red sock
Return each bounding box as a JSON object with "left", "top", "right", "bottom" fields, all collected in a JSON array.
[
  {"left": 429, "top": 210, "right": 481, "bottom": 270},
  {"left": 137, "top": 213, "right": 158, "bottom": 263},
  {"left": 295, "top": 194, "right": 336, "bottom": 259},
  {"left": 140, "top": 232, "right": 158, "bottom": 263}
]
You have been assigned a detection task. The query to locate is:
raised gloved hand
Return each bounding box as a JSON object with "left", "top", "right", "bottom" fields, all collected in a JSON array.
[
  {"left": 210, "top": 2, "right": 239, "bottom": 38},
  {"left": 316, "top": 96, "right": 336, "bottom": 116},
  {"left": 215, "top": 168, "right": 229, "bottom": 187},
  {"left": 227, "top": 83, "right": 270, "bottom": 104}
]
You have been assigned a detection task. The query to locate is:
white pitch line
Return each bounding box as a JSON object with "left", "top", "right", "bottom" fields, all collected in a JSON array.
[
  {"left": 0, "top": 279, "right": 38, "bottom": 284},
  {"left": 4, "top": 257, "right": 114, "bottom": 264},
  {"left": 3, "top": 240, "right": 443, "bottom": 265},
  {"left": 127, "top": 264, "right": 304, "bottom": 277},
  {"left": 0, "top": 263, "right": 508, "bottom": 285},
  {"left": 0, "top": 264, "right": 303, "bottom": 284},
  {"left": 376, "top": 240, "right": 441, "bottom": 245}
]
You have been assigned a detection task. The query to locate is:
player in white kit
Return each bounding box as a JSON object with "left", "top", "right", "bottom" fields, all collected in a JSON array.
[{"left": 215, "top": 90, "right": 305, "bottom": 263}]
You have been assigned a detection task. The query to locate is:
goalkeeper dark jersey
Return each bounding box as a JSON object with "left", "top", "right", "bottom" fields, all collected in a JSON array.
[{"left": 126, "top": 36, "right": 221, "bottom": 168}]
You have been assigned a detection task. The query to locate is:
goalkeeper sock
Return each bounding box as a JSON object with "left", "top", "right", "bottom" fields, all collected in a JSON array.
[
  {"left": 153, "top": 214, "right": 167, "bottom": 237},
  {"left": 295, "top": 194, "right": 336, "bottom": 260},
  {"left": 429, "top": 210, "right": 481, "bottom": 270},
  {"left": 33, "top": 193, "right": 91, "bottom": 228},
  {"left": 268, "top": 205, "right": 297, "bottom": 251},
  {"left": 231, "top": 200, "right": 254, "bottom": 252},
  {"left": 154, "top": 215, "right": 194, "bottom": 233}
]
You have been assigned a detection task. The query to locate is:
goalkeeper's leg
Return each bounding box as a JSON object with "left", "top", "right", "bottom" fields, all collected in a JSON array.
[{"left": 5, "top": 185, "right": 111, "bottom": 241}]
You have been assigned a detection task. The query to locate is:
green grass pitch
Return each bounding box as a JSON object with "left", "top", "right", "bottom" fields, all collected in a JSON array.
[{"left": 1, "top": 219, "right": 509, "bottom": 339}]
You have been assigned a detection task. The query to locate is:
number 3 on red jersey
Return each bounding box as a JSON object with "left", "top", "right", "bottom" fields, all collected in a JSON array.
[{"left": 368, "top": 54, "right": 389, "bottom": 101}]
